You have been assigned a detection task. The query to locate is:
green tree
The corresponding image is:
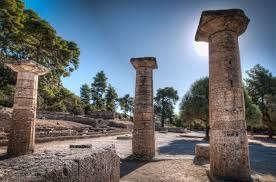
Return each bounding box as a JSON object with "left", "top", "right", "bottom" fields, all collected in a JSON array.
[
  {"left": 80, "top": 83, "right": 92, "bottom": 113},
  {"left": 245, "top": 64, "right": 276, "bottom": 138},
  {"left": 80, "top": 84, "right": 91, "bottom": 105},
  {"left": 39, "top": 86, "right": 84, "bottom": 115},
  {"left": 0, "top": 1, "right": 80, "bottom": 84},
  {"left": 179, "top": 77, "right": 209, "bottom": 140},
  {"left": 180, "top": 77, "right": 262, "bottom": 141},
  {"left": 264, "top": 91, "right": 276, "bottom": 135},
  {"left": 119, "top": 94, "right": 134, "bottom": 118},
  {"left": 244, "top": 89, "right": 262, "bottom": 129},
  {"left": 91, "top": 71, "right": 107, "bottom": 111},
  {"left": 154, "top": 87, "right": 179, "bottom": 127},
  {"left": 0, "top": 0, "right": 25, "bottom": 60},
  {"left": 0, "top": 0, "right": 80, "bottom": 109},
  {"left": 105, "top": 84, "right": 118, "bottom": 112},
  {"left": 0, "top": 85, "right": 15, "bottom": 107}
]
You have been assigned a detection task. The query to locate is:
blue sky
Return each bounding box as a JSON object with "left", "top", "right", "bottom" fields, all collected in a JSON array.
[{"left": 24, "top": 0, "right": 276, "bottom": 109}]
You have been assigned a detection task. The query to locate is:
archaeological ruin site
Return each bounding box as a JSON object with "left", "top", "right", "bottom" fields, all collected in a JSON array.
[{"left": 0, "top": 1, "right": 276, "bottom": 182}]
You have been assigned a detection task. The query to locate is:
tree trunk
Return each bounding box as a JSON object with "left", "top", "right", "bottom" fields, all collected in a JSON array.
[
  {"left": 161, "top": 117, "right": 165, "bottom": 127},
  {"left": 263, "top": 111, "right": 273, "bottom": 139},
  {"left": 268, "top": 124, "right": 273, "bottom": 139},
  {"left": 204, "top": 125, "right": 209, "bottom": 141},
  {"left": 250, "top": 127, "right": 254, "bottom": 136}
]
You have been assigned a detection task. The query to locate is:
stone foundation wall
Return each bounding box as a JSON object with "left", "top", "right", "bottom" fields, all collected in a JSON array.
[
  {"left": 38, "top": 111, "right": 103, "bottom": 126},
  {"left": 0, "top": 130, "right": 130, "bottom": 146},
  {"left": 85, "top": 111, "right": 116, "bottom": 119},
  {"left": 39, "top": 111, "right": 116, "bottom": 120},
  {"left": 0, "top": 108, "right": 128, "bottom": 130},
  {"left": 0, "top": 145, "right": 120, "bottom": 182},
  {"left": 0, "top": 107, "right": 131, "bottom": 146}
]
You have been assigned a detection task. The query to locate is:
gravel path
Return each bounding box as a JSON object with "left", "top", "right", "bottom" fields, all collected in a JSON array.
[{"left": 0, "top": 132, "right": 275, "bottom": 181}]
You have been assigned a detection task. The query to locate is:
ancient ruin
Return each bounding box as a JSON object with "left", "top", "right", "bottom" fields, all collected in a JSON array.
[
  {"left": 131, "top": 57, "right": 157, "bottom": 160},
  {"left": 193, "top": 143, "right": 210, "bottom": 165},
  {"left": 195, "top": 9, "right": 250, "bottom": 180},
  {"left": 6, "top": 60, "right": 49, "bottom": 157},
  {"left": 0, "top": 145, "right": 120, "bottom": 182}
]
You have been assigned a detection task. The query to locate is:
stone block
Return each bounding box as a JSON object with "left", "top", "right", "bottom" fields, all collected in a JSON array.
[
  {"left": 0, "top": 145, "right": 120, "bottom": 182},
  {"left": 193, "top": 143, "right": 210, "bottom": 165}
]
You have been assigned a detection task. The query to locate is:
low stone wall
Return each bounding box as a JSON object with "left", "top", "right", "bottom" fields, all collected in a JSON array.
[
  {"left": 37, "top": 111, "right": 131, "bottom": 129},
  {"left": 0, "top": 145, "right": 120, "bottom": 182},
  {"left": 0, "top": 108, "right": 132, "bottom": 136},
  {"left": 86, "top": 111, "right": 116, "bottom": 119},
  {"left": 0, "top": 130, "right": 130, "bottom": 146},
  {"left": 108, "top": 120, "right": 134, "bottom": 130},
  {"left": 38, "top": 111, "right": 100, "bottom": 127},
  {"left": 0, "top": 108, "right": 131, "bottom": 129},
  {"left": 155, "top": 125, "right": 187, "bottom": 133},
  {"left": 38, "top": 111, "right": 116, "bottom": 120}
]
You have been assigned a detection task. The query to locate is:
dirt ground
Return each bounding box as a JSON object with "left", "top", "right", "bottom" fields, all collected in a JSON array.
[{"left": 0, "top": 132, "right": 275, "bottom": 182}]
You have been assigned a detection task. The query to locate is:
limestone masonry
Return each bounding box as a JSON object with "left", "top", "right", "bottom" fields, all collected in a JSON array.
[
  {"left": 193, "top": 143, "right": 210, "bottom": 165},
  {"left": 131, "top": 57, "right": 157, "bottom": 160},
  {"left": 6, "top": 60, "right": 49, "bottom": 157},
  {"left": 195, "top": 9, "right": 250, "bottom": 181},
  {"left": 0, "top": 145, "right": 120, "bottom": 182}
]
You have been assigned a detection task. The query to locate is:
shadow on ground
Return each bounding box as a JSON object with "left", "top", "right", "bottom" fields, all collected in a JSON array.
[
  {"left": 158, "top": 138, "right": 206, "bottom": 155},
  {"left": 249, "top": 143, "right": 276, "bottom": 176},
  {"left": 120, "top": 158, "right": 148, "bottom": 178},
  {"left": 157, "top": 137, "right": 276, "bottom": 176}
]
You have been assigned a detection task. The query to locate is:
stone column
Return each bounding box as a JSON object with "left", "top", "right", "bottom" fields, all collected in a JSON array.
[
  {"left": 195, "top": 9, "right": 250, "bottom": 180},
  {"left": 130, "top": 57, "right": 157, "bottom": 160},
  {"left": 6, "top": 60, "right": 49, "bottom": 157}
]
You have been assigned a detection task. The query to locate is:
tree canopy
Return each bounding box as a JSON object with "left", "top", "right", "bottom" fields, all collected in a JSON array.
[
  {"left": 244, "top": 89, "right": 262, "bottom": 128},
  {"left": 118, "top": 94, "right": 134, "bottom": 118},
  {"left": 180, "top": 76, "right": 263, "bottom": 140},
  {"left": 0, "top": 0, "right": 81, "bottom": 113},
  {"left": 79, "top": 71, "right": 120, "bottom": 114},
  {"left": 105, "top": 84, "right": 118, "bottom": 112},
  {"left": 91, "top": 71, "right": 108, "bottom": 111},
  {"left": 245, "top": 64, "right": 276, "bottom": 138},
  {"left": 154, "top": 87, "right": 179, "bottom": 127},
  {"left": 179, "top": 77, "right": 209, "bottom": 139},
  {"left": 80, "top": 83, "right": 91, "bottom": 105},
  {"left": 0, "top": 0, "right": 80, "bottom": 85}
]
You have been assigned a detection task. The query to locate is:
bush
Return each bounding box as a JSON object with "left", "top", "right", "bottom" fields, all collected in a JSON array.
[
  {"left": 0, "top": 85, "right": 15, "bottom": 107},
  {"left": 47, "top": 101, "right": 67, "bottom": 112}
]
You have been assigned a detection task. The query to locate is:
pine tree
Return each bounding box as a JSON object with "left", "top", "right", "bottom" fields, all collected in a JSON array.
[
  {"left": 91, "top": 71, "right": 107, "bottom": 111},
  {"left": 105, "top": 84, "right": 118, "bottom": 112},
  {"left": 80, "top": 84, "right": 91, "bottom": 105}
]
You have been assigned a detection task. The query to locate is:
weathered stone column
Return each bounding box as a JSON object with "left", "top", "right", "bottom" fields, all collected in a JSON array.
[
  {"left": 195, "top": 9, "right": 250, "bottom": 180},
  {"left": 6, "top": 60, "right": 49, "bottom": 157},
  {"left": 130, "top": 57, "right": 157, "bottom": 160}
]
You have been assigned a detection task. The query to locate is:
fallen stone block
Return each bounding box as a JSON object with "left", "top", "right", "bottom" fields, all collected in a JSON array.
[
  {"left": 193, "top": 143, "right": 210, "bottom": 165},
  {"left": 0, "top": 145, "right": 120, "bottom": 182},
  {"left": 117, "top": 135, "right": 132, "bottom": 140}
]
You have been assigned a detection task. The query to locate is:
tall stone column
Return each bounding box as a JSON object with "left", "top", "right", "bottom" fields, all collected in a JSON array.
[
  {"left": 195, "top": 9, "right": 250, "bottom": 180},
  {"left": 130, "top": 57, "right": 157, "bottom": 160},
  {"left": 6, "top": 60, "right": 49, "bottom": 157}
]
